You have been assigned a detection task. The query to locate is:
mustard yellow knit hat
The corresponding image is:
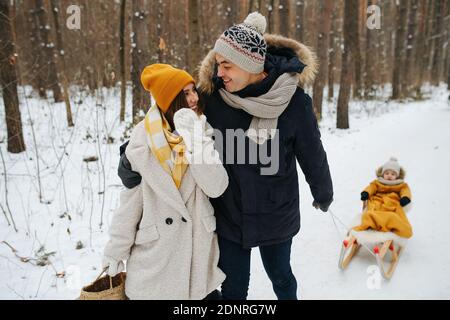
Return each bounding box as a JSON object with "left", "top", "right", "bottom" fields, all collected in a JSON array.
[{"left": 140, "top": 64, "right": 195, "bottom": 113}]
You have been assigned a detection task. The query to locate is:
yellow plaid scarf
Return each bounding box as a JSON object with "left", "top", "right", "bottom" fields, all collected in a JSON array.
[{"left": 144, "top": 104, "right": 188, "bottom": 188}]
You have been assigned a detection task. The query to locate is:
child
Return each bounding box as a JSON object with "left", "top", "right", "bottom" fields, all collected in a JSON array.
[
  {"left": 102, "top": 64, "right": 228, "bottom": 299},
  {"left": 353, "top": 157, "right": 413, "bottom": 238}
]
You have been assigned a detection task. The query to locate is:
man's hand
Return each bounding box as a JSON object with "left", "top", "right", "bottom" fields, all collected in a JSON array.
[
  {"left": 118, "top": 150, "right": 142, "bottom": 188},
  {"left": 312, "top": 198, "right": 333, "bottom": 213}
]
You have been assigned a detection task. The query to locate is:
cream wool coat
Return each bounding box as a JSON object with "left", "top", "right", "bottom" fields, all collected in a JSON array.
[{"left": 103, "top": 120, "right": 228, "bottom": 300}]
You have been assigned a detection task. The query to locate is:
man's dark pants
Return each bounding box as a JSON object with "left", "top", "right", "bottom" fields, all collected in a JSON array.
[{"left": 217, "top": 235, "right": 298, "bottom": 300}]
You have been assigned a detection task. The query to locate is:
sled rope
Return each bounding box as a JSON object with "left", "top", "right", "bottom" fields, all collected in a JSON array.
[{"left": 327, "top": 208, "right": 377, "bottom": 258}]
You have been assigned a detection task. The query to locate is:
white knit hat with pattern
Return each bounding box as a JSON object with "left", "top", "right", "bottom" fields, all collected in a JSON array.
[{"left": 213, "top": 12, "right": 267, "bottom": 74}]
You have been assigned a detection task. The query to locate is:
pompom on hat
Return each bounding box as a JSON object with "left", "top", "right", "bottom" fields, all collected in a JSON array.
[
  {"left": 213, "top": 12, "right": 267, "bottom": 74},
  {"left": 243, "top": 11, "right": 267, "bottom": 34},
  {"left": 140, "top": 64, "right": 195, "bottom": 113}
]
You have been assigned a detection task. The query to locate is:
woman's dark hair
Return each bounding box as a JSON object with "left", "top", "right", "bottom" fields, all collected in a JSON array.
[{"left": 163, "top": 87, "right": 204, "bottom": 130}]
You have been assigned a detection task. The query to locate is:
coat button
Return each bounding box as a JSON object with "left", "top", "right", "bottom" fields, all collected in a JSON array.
[
  {"left": 165, "top": 218, "right": 173, "bottom": 225},
  {"left": 181, "top": 217, "right": 187, "bottom": 222}
]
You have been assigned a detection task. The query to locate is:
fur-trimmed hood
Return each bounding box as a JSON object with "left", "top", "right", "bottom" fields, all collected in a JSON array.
[
  {"left": 197, "top": 33, "right": 318, "bottom": 95},
  {"left": 376, "top": 166, "right": 406, "bottom": 180}
]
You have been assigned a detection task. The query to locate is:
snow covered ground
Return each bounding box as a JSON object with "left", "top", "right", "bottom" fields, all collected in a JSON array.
[{"left": 1, "top": 84, "right": 449, "bottom": 299}]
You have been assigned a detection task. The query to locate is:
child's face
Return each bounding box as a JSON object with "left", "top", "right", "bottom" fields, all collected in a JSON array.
[{"left": 383, "top": 170, "right": 398, "bottom": 181}]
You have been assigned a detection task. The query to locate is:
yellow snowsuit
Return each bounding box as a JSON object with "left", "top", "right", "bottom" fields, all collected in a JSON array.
[{"left": 353, "top": 180, "right": 413, "bottom": 238}]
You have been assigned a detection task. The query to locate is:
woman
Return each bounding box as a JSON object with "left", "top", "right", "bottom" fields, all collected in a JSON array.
[{"left": 102, "top": 64, "right": 228, "bottom": 300}]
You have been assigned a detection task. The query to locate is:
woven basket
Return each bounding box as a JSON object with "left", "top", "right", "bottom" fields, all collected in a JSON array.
[{"left": 79, "top": 268, "right": 127, "bottom": 300}]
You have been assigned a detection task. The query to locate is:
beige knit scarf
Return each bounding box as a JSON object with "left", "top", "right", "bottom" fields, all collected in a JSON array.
[{"left": 219, "top": 73, "right": 298, "bottom": 144}]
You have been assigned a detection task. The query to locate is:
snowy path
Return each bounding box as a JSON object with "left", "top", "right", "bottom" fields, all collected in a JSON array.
[
  {"left": 249, "top": 88, "right": 450, "bottom": 299},
  {"left": 1, "top": 86, "right": 449, "bottom": 299}
]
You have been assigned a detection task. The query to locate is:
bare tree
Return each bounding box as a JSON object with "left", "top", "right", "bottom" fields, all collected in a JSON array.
[
  {"left": 412, "top": 0, "right": 428, "bottom": 98},
  {"left": 226, "top": 0, "right": 238, "bottom": 25},
  {"left": 27, "top": 1, "right": 47, "bottom": 98},
  {"left": 445, "top": 1, "right": 450, "bottom": 92},
  {"left": 249, "top": 0, "right": 260, "bottom": 13},
  {"left": 448, "top": 53, "right": 450, "bottom": 91},
  {"left": 188, "top": 0, "right": 200, "bottom": 75},
  {"left": 352, "top": 0, "right": 362, "bottom": 99},
  {"left": 0, "top": 0, "right": 25, "bottom": 153},
  {"left": 237, "top": 0, "right": 249, "bottom": 21},
  {"left": 328, "top": 1, "right": 341, "bottom": 101},
  {"left": 264, "top": 0, "right": 276, "bottom": 34},
  {"left": 279, "top": 0, "right": 290, "bottom": 36},
  {"left": 430, "top": 0, "right": 445, "bottom": 85},
  {"left": 295, "top": 0, "right": 305, "bottom": 42},
  {"left": 404, "top": 0, "right": 419, "bottom": 97},
  {"left": 364, "top": 0, "right": 378, "bottom": 99},
  {"left": 80, "top": 0, "right": 99, "bottom": 92},
  {"left": 50, "top": 0, "right": 73, "bottom": 126},
  {"left": 2, "top": 0, "right": 446, "bottom": 106},
  {"left": 34, "top": 0, "right": 62, "bottom": 102},
  {"left": 337, "top": 0, "right": 358, "bottom": 129},
  {"left": 130, "top": 0, "right": 152, "bottom": 124},
  {"left": 378, "top": 0, "right": 392, "bottom": 86},
  {"left": 119, "top": 0, "right": 126, "bottom": 122},
  {"left": 392, "top": 0, "right": 408, "bottom": 100},
  {"left": 312, "top": 0, "right": 333, "bottom": 120},
  {"left": 156, "top": 0, "right": 167, "bottom": 63}
]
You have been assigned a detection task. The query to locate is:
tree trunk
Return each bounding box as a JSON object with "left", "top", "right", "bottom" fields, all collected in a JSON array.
[
  {"left": 364, "top": 0, "right": 378, "bottom": 99},
  {"left": 392, "top": 0, "right": 408, "bottom": 100},
  {"left": 237, "top": 0, "right": 249, "bottom": 22},
  {"left": 80, "top": 0, "right": 97, "bottom": 92},
  {"left": 327, "top": 1, "right": 339, "bottom": 101},
  {"left": 413, "top": 0, "right": 429, "bottom": 98},
  {"left": 34, "top": 0, "right": 62, "bottom": 102},
  {"left": 225, "top": 0, "right": 237, "bottom": 26},
  {"left": 337, "top": 0, "right": 358, "bottom": 129},
  {"left": 131, "top": 0, "right": 152, "bottom": 124},
  {"left": 430, "top": 0, "right": 444, "bottom": 85},
  {"left": 119, "top": 0, "right": 126, "bottom": 122},
  {"left": 156, "top": 0, "right": 167, "bottom": 63},
  {"left": 447, "top": 54, "right": 450, "bottom": 91},
  {"left": 266, "top": 0, "right": 275, "bottom": 34},
  {"left": 28, "top": 2, "right": 46, "bottom": 98},
  {"left": 445, "top": 1, "right": 450, "bottom": 92},
  {"left": 351, "top": 0, "right": 362, "bottom": 99},
  {"left": 312, "top": 0, "right": 333, "bottom": 121},
  {"left": 295, "top": 0, "right": 305, "bottom": 42},
  {"left": 379, "top": 0, "right": 394, "bottom": 85},
  {"left": 271, "top": 0, "right": 280, "bottom": 34},
  {"left": 279, "top": 0, "right": 290, "bottom": 36},
  {"left": 188, "top": 0, "right": 200, "bottom": 76},
  {"left": 50, "top": 0, "right": 73, "bottom": 126},
  {"left": 0, "top": 0, "right": 25, "bottom": 153},
  {"left": 249, "top": 0, "right": 260, "bottom": 13},
  {"left": 404, "top": 0, "right": 419, "bottom": 97}
]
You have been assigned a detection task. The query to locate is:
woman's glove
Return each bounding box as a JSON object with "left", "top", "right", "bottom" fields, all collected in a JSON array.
[
  {"left": 174, "top": 109, "right": 222, "bottom": 165},
  {"left": 102, "top": 256, "right": 124, "bottom": 277},
  {"left": 173, "top": 108, "right": 204, "bottom": 154}
]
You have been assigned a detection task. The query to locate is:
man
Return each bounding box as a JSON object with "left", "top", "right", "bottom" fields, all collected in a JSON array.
[{"left": 118, "top": 12, "right": 333, "bottom": 300}]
